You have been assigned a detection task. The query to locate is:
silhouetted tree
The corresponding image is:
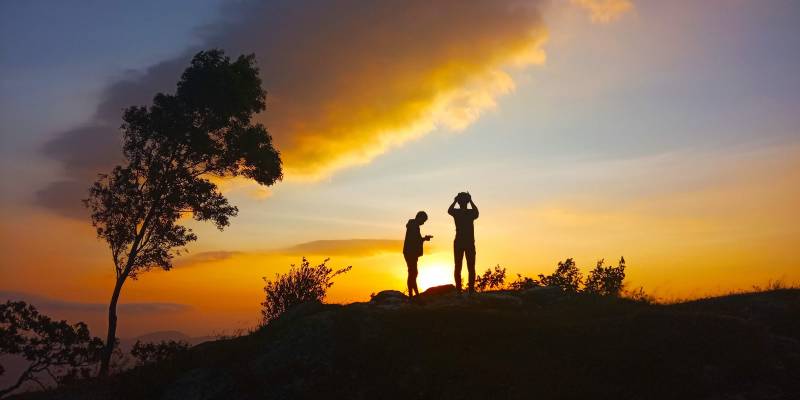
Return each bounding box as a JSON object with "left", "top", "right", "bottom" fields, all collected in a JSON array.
[
  {"left": 538, "top": 258, "right": 583, "bottom": 293},
  {"left": 475, "top": 265, "right": 507, "bottom": 292},
  {"left": 584, "top": 257, "right": 626, "bottom": 296},
  {"left": 261, "top": 258, "right": 351, "bottom": 324},
  {"left": 130, "top": 340, "right": 189, "bottom": 366},
  {"left": 84, "top": 49, "right": 283, "bottom": 376},
  {"left": 0, "top": 301, "right": 103, "bottom": 398}
]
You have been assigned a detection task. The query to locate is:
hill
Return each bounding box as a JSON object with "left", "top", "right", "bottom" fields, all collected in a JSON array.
[{"left": 15, "top": 287, "right": 800, "bottom": 400}]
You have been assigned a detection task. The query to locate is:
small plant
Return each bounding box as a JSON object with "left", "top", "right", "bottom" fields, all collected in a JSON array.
[
  {"left": 130, "top": 340, "right": 189, "bottom": 366},
  {"left": 0, "top": 301, "right": 103, "bottom": 398},
  {"left": 623, "top": 287, "right": 656, "bottom": 304},
  {"left": 538, "top": 258, "right": 583, "bottom": 293},
  {"left": 261, "top": 257, "right": 351, "bottom": 325},
  {"left": 475, "top": 265, "right": 507, "bottom": 292},
  {"left": 508, "top": 274, "right": 539, "bottom": 290},
  {"left": 584, "top": 257, "right": 626, "bottom": 296}
]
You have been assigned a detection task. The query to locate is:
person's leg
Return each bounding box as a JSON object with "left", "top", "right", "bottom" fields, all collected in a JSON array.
[
  {"left": 405, "top": 254, "right": 417, "bottom": 297},
  {"left": 466, "top": 244, "right": 476, "bottom": 294},
  {"left": 454, "top": 242, "right": 464, "bottom": 292},
  {"left": 410, "top": 258, "right": 419, "bottom": 296}
]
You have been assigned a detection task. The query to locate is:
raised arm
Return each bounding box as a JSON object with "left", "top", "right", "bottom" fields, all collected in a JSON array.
[
  {"left": 447, "top": 198, "right": 457, "bottom": 216},
  {"left": 469, "top": 199, "right": 479, "bottom": 219}
]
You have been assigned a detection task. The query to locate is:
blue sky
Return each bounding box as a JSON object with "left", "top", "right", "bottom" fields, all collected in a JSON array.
[{"left": 1, "top": 0, "right": 798, "bottom": 336}]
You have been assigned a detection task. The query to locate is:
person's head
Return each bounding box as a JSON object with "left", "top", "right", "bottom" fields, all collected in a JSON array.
[
  {"left": 415, "top": 211, "right": 428, "bottom": 225},
  {"left": 456, "top": 192, "right": 471, "bottom": 208}
]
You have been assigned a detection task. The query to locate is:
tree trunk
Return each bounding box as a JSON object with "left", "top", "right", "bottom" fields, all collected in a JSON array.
[{"left": 98, "top": 275, "right": 126, "bottom": 377}]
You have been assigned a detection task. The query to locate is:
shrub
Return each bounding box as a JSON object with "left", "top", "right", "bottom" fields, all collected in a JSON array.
[
  {"left": 538, "top": 258, "right": 582, "bottom": 293},
  {"left": 0, "top": 301, "right": 103, "bottom": 397},
  {"left": 584, "top": 257, "right": 626, "bottom": 296},
  {"left": 475, "top": 265, "right": 507, "bottom": 292},
  {"left": 508, "top": 274, "right": 540, "bottom": 290},
  {"left": 130, "top": 340, "right": 189, "bottom": 366},
  {"left": 261, "top": 257, "right": 352, "bottom": 325}
]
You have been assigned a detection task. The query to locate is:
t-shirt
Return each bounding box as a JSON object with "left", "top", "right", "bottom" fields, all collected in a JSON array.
[
  {"left": 403, "top": 219, "right": 423, "bottom": 257},
  {"left": 450, "top": 208, "right": 478, "bottom": 243}
]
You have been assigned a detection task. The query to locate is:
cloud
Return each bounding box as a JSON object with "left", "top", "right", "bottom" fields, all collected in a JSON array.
[
  {"left": 175, "top": 250, "right": 242, "bottom": 267},
  {"left": 0, "top": 291, "right": 191, "bottom": 315},
  {"left": 37, "top": 0, "right": 548, "bottom": 217},
  {"left": 280, "top": 239, "right": 404, "bottom": 257},
  {"left": 176, "top": 238, "right": 405, "bottom": 269},
  {"left": 571, "top": 0, "right": 633, "bottom": 23}
]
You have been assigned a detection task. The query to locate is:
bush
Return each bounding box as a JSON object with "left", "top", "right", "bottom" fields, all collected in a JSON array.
[
  {"left": 584, "top": 257, "right": 626, "bottom": 296},
  {"left": 538, "top": 258, "right": 582, "bottom": 293},
  {"left": 0, "top": 301, "right": 103, "bottom": 397},
  {"left": 508, "top": 274, "right": 540, "bottom": 290},
  {"left": 130, "top": 340, "right": 189, "bottom": 366},
  {"left": 261, "top": 257, "right": 352, "bottom": 325},
  {"left": 475, "top": 265, "right": 507, "bottom": 292}
]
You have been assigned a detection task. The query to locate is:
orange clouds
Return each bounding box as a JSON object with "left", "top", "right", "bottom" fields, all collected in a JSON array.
[
  {"left": 571, "top": 0, "right": 633, "bottom": 23},
  {"left": 217, "top": 1, "right": 550, "bottom": 178}
]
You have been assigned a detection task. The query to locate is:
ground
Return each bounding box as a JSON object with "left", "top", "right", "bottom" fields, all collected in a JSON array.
[{"left": 13, "top": 287, "right": 800, "bottom": 400}]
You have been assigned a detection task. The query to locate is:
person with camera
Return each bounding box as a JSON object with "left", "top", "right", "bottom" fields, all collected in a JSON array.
[
  {"left": 448, "top": 192, "right": 479, "bottom": 294},
  {"left": 403, "top": 211, "right": 433, "bottom": 297}
]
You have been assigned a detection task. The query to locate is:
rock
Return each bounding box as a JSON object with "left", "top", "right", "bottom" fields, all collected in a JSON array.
[
  {"left": 421, "top": 284, "right": 456, "bottom": 296},
  {"left": 371, "top": 290, "right": 408, "bottom": 303},
  {"left": 520, "top": 286, "right": 564, "bottom": 305},
  {"left": 370, "top": 290, "right": 408, "bottom": 310}
]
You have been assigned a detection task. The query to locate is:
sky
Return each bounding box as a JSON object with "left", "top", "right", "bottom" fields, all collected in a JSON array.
[{"left": 1, "top": 0, "right": 799, "bottom": 338}]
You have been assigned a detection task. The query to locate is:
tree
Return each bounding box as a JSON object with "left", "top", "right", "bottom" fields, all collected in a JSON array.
[
  {"left": 475, "top": 265, "right": 507, "bottom": 292},
  {"left": 584, "top": 257, "right": 626, "bottom": 296},
  {"left": 130, "top": 340, "right": 189, "bottom": 366},
  {"left": 0, "top": 301, "right": 103, "bottom": 398},
  {"left": 538, "top": 258, "right": 583, "bottom": 293},
  {"left": 261, "top": 258, "right": 351, "bottom": 325},
  {"left": 84, "top": 49, "right": 283, "bottom": 376}
]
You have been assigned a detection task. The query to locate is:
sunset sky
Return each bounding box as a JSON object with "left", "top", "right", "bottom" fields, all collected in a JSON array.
[{"left": 1, "top": 0, "right": 799, "bottom": 338}]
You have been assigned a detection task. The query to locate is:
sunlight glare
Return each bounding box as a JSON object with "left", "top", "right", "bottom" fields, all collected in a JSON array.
[{"left": 417, "top": 262, "right": 452, "bottom": 291}]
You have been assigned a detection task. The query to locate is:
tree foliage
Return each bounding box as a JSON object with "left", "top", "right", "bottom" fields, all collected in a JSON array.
[
  {"left": 538, "top": 258, "right": 583, "bottom": 293},
  {"left": 474, "top": 265, "right": 507, "bottom": 292},
  {"left": 0, "top": 301, "right": 103, "bottom": 398},
  {"left": 261, "top": 258, "right": 351, "bottom": 325},
  {"left": 85, "top": 49, "right": 283, "bottom": 375},
  {"left": 584, "top": 257, "right": 626, "bottom": 297},
  {"left": 130, "top": 340, "right": 189, "bottom": 366}
]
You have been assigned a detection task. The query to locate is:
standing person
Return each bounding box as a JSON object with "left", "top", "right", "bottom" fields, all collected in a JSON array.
[
  {"left": 403, "top": 211, "right": 433, "bottom": 297},
  {"left": 448, "top": 192, "right": 479, "bottom": 294}
]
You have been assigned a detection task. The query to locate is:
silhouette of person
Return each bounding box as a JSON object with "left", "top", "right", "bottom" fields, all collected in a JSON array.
[
  {"left": 403, "top": 211, "right": 433, "bottom": 297},
  {"left": 448, "top": 192, "right": 479, "bottom": 293}
]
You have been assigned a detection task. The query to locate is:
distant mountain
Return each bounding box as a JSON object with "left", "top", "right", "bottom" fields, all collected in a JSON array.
[{"left": 13, "top": 288, "right": 800, "bottom": 400}]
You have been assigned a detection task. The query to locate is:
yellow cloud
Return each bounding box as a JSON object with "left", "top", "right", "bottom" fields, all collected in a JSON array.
[
  {"left": 571, "top": 0, "right": 634, "bottom": 23},
  {"left": 234, "top": 2, "right": 550, "bottom": 179}
]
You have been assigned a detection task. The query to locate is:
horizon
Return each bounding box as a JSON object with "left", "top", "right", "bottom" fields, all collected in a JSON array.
[{"left": 2, "top": 0, "right": 800, "bottom": 338}]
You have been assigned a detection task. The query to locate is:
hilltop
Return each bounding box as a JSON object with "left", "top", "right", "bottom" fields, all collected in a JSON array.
[{"left": 16, "top": 287, "right": 800, "bottom": 400}]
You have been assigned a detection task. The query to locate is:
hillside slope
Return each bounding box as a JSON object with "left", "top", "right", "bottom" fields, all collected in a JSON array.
[{"left": 17, "top": 288, "right": 800, "bottom": 400}]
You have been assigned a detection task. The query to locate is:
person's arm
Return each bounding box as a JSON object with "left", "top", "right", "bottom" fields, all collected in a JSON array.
[
  {"left": 469, "top": 199, "right": 479, "bottom": 219},
  {"left": 447, "top": 198, "right": 457, "bottom": 216}
]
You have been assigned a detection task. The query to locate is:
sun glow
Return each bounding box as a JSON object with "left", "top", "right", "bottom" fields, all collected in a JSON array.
[{"left": 417, "top": 262, "right": 453, "bottom": 291}]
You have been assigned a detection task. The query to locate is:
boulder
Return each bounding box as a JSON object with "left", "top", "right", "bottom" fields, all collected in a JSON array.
[{"left": 421, "top": 284, "right": 457, "bottom": 297}]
